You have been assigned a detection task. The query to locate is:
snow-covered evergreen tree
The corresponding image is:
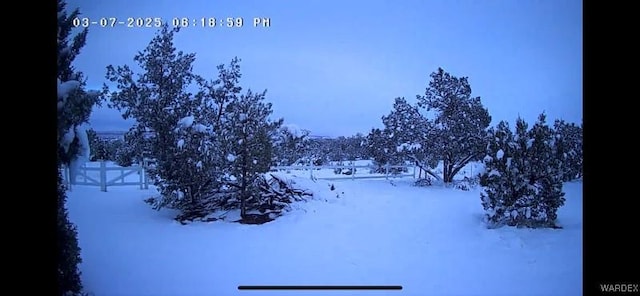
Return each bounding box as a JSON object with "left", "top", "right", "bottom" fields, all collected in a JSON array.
[
  {"left": 303, "top": 138, "right": 330, "bottom": 165},
  {"left": 273, "top": 124, "right": 310, "bottom": 166},
  {"left": 416, "top": 68, "right": 491, "bottom": 183},
  {"left": 58, "top": 6, "right": 101, "bottom": 177},
  {"left": 524, "top": 113, "right": 566, "bottom": 226},
  {"left": 114, "top": 129, "right": 148, "bottom": 167},
  {"left": 480, "top": 114, "right": 566, "bottom": 228},
  {"left": 57, "top": 0, "right": 102, "bottom": 294},
  {"left": 479, "top": 120, "right": 523, "bottom": 227},
  {"left": 339, "top": 133, "right": 367, "bottom": 161},
  {"left": 553, "top": 119, "right": 583, "bottom": 181},
  {"left": 106, "top": 25, "right": 223, "bottom": 218},
  {"left": 105, "top": 138, "right": 126, "bottom": 162},
  {"left": 223, "top": 87, "right": 282, "bottom": 218},
  {"left": 372, "top": 69, "right": 490, "bottom": 184},
  {"left": 381, "top": 97, "right": 439, "bottom": 179},
  {"left": 86, "top": 128, "right": 114, "bottom": 161},
  {"left": 365, "top": 128, "right": 406, "bottom": 174},
  {"left": 331, "top": 137, "right": 351, "bottom": 161}
]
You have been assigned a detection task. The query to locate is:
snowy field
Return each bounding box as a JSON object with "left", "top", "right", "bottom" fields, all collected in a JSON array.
[{"left": 67, "top": 172, "right": 582, "bottom": 296}]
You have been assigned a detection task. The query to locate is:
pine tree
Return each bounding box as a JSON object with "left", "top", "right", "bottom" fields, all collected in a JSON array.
[
  {"left": 416, "top": 68, "right": 491, "bottom": 183},
  {"left": 351, "top": 133, "right": 368, "bottom": 160},
  {"left": 86, "top": 128, "right": 111, "bottom": 161},
  {"left": 106, "top": 24, "right": 221, "bottom": 218},
  {"left": 373, "top": 69, "right": 490, "bottom": 184},
  {"left": 114, "top": 129, "right": 147, "bottom": 167},
  {"left": 339, "top": 133, "right": 367, "bottom": 161},
  {"left": 273, "top": 124, "right": 310, "bottom": 166},
  {"left": 365, "top": 128, "right": 399, "bottom": 173},
  {"left": 380, "top": 97, "right": 439, "bottom": 179},
  {"left": 57, "top": 1, "right": 102, "bottom": 294},
  {"left": 224, "top": 87, "right": 282, "bottom": 218},
  {"left": 304, "top": 138, "right": 330, "bottom": 165}
]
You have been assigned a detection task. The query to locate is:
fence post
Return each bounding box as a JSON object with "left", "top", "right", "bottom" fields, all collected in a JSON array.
[
  {"left": 81, "top": 162, "right": 87, "bottom": 184},
  {"left": 143, "top": 158, "right": 149, "bottom": 189},
  {"left": 145, "top": 163, "right": 149, "bottom": 189},
  {"left": 352, "top": 162, "right": 355, "bottom": 180},
  {"left": 65, "top": 166, "right": 72, "bottom": 191},
  {"left": 139, "top": 161, "right": 144, "bottom": 190},
  {"left": 385, "top": 163, "right": 389, "bottom": 180},
  {"left": 100, "top": 161, "right": 107, "bottom": 192}
]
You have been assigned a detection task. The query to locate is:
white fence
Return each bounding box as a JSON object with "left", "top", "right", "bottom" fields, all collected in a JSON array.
[
  {"left": 61, "top": 161, "right": 149, "bottom": 192},
  {"left": 270, "top": 164, "right": 416, "bottom": 181},
  {"left": 60, "top": 161, "right": 416, "bottom": 192}
]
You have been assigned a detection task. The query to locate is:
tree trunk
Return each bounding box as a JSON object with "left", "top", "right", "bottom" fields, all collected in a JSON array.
[
  {"left": 240, "top": 132, "right": 249, "bottom": 219},
  {"left": 443, "top": 159, "right": 451, "bottom": 183},
  {"left": 240, "top": 167, "right": 248, "bottom": 218},
  {"left": 240, "top": 189, "right": 246, "bottom": 218}
]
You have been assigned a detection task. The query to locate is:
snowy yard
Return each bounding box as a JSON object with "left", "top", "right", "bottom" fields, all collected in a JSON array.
[{"left": 67, "top": 176, "right": 582, "bottom": 296}]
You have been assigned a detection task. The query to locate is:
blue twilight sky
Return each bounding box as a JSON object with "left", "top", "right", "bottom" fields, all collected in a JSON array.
[{"left": 67, "top": 0, "right": 582, "bottom": 138}]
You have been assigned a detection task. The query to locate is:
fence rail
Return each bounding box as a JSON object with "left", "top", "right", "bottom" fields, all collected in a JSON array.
[
  {"left": 61, "top": 160, "right": 149, "bottom": 192},
  {"left": 270, "top": 164, "right": 416, "bottom": 180},
  {"left": 61, "top": 161, "right": 416, "bottom": 192}
]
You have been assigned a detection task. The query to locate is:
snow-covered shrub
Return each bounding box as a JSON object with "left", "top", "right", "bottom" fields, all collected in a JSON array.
[
  {"left": 553, "top": 119, "right": 583, "bottom": 181},
  {"left": 272, "top": 124, "right": 310, "bottom": 166},
  {"left": 479, "top": 114, "right": 565, "bottom": 228},
  {"left": 414, "top": 176, "right": 433, "bottom": 187},
  {"left": 333, "top": 161, "right": 357, "bottom": 175},
  {"left": 57, "top": 1, "right": 104, "bottom": 294},
  {"left": 57, "top": 172, "right": 83, "bottom": 295},
  {"left": 114, "top": 145, "right": 135, "bottom": 167},
  {"left": 454, "top": 179, "right": 471, "bottom": 191}
]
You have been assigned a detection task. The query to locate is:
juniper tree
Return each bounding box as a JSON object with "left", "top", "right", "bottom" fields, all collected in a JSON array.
[
  {"left": 373, "top": 69, "right": 490, "bottom": 183},
  {"left": 351, "top": 133, "right": 368, "bottom": 159},
  {"left": 365, "top": 127, "right": 407, "bottom": 174},
  {"left": 479, "top": 120, "right": 523, "bottom": 227},
  {"left": 273, "top": 124, "right": 310, "bottom": 166},
  {"left": 106, "top": 24, "right": 222, "bottom": 217},
  {"left": 338, "top": 133, "right": 367, "bottom": 161},
  {"left": 553, "top": 119, "right": 583, "bottom": 181},
  {"left": 480, "top": 114, "right": 566, "bottom": 228},
  {"left": 304, "top": 138, "right": 331, "bottom": 165},
  {"left": 86, "top": 128, "right": 112, "bottom": 161},
  {"left": 57, "top": 0, "right": 102, "bottom": 294},
  {"left": 381, "top": 97, "right": 439, "bottom": 179},
  {"left": 114, "top": 129, "right": 148, "bottom": 167},
  {"left": 223, "top": 88, "right": 282, "bottom": 218},
  {"left": 523, "top": 113, "right": 565, "bottom": 226},
  {"left": 416, "top": 68, "right": 491, "bottom": 183}
]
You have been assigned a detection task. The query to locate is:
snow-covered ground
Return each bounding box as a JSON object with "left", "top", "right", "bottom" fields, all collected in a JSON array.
[
  {"left": 67, "top": 173, "right": 582, "bottom": 296},
  {"left": 68, "top": 160, "right": 483, "bottom": 185}
]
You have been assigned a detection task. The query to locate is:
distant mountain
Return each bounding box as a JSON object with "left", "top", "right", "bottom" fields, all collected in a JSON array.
[
  {"left": 95, "top": 130, "right": 333, "bottom": 141},
  {"left": 95, "top": 131, "right": 127, "bottom": 140}
]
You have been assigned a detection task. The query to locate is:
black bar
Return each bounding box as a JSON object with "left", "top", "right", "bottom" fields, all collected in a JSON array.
[{"left": 238, "top": 285, "right": 403, "bottom": 290}]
